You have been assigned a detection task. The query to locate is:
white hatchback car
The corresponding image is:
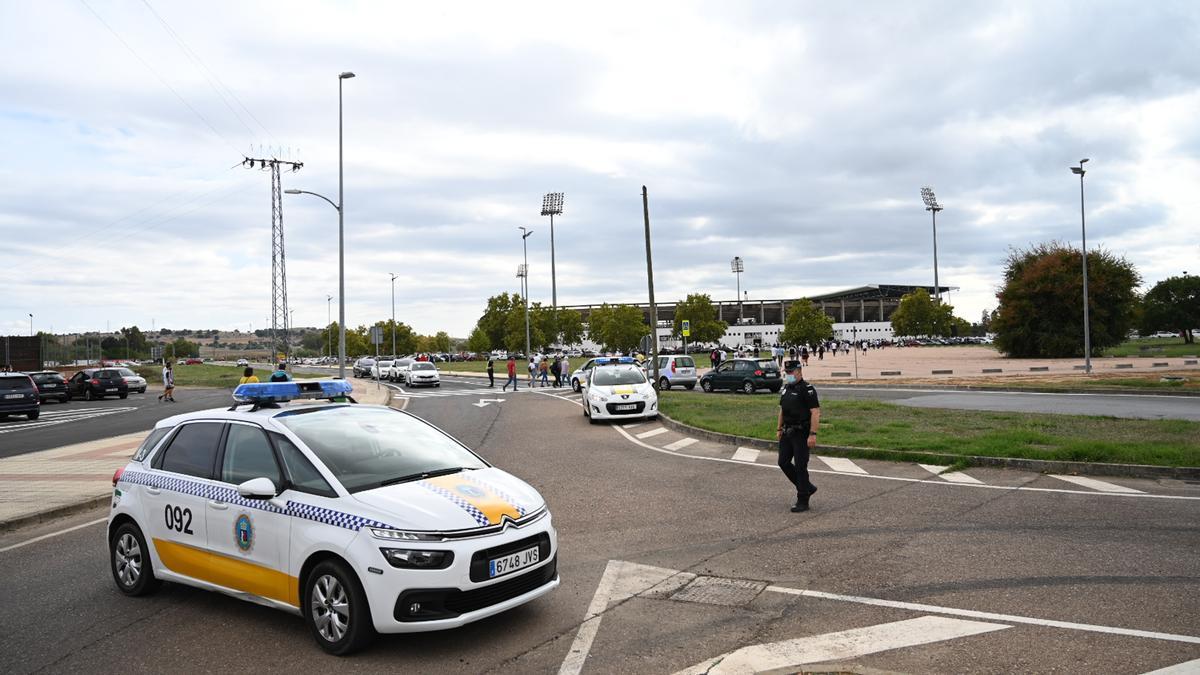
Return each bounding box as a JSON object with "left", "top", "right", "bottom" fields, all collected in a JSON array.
[
  {"left": 107, "top": 381, "right": 558, "bottom": 654},
  {"left": 406, "top": 361, "right": 441, "bottom": 387},
  {"left": 581, "top": 363, "right": 658, "bottom": 423}
]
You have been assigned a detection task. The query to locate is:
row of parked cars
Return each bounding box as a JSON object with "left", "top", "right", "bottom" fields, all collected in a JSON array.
[
  {"left": 0, "top": 367, "right": 150, "bottom": 420},
  {"left": 567, "top": 354, "right": 784, "bottom": 395},
  {"left": 351, "top": 357, "right": 442, "bottom": 387}
]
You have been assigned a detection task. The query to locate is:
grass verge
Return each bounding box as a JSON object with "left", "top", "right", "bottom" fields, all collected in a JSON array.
[
  {"left": 133, "top": 364, "right": 329, "bottom": 389},
  {"left": 659, "top": 391, "right": 1200, "bottom": 467},
  {"left": 1102, "top": 338, "right": 1198, "bottom": 358}
]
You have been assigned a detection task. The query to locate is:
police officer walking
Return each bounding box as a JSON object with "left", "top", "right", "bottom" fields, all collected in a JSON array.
[{"left": 777, "top": 360, "right": 821, "bottom": 512}]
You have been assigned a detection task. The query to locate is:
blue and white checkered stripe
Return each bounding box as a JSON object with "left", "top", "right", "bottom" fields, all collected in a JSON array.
[
  {"left": 416, "top": 481, "right": 491, "bottom": 527},
  {"left": 462, "top": 474, "right": 529, "bottom": 517},
  {"left": 119, "top": 471, "right": 393, "bottom": 531}
]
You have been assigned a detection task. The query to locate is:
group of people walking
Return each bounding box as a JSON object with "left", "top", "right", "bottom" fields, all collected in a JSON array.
[{"left": 488, "top": 353, "right": 571, "bottom": 391}]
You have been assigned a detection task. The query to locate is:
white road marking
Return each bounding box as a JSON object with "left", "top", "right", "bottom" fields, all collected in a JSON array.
[
  {"left": 663, "top": 437, "right": 698, "bottom": 451},
  {"left": 1050, "top": 475, "right": 1145, "bottom": 494},
  {"left": 674, "top": 616, "right": 1010, "bottom": 675},
  {"left": 635, "top": 428, "right": 668, "bottom": 440},
  {"left": 1142, "top": 657, "right": 1200, "bottom": 674},
  {"left": 0, "top": 407, "right": 136, "bottom": 435},
  {"left": 816, "top": 455, "right": 868, "bottom": 474},
  {"left": 559, "top": 560, "right": 694, "bottom": 675},
  {"left": 731, "top": 446, "right": 760, "bottom": 462},
  {"left": 767, "top": 585, "right": 1200, "bottom": 644},
  {"left": 536, "top": 391, "right": 1200, "bottom": 501},
  {"left": 918, "top": 464, "right": 983, "bottom": 484},
  {"left": 0, "top": 517, "right": 107, "bottom": 554},
  {"left": 471, "top": 398, "right": 506, "bottom": 408}
]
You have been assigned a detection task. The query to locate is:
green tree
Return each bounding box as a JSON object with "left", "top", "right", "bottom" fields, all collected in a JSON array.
[
  {"left": 557, "top": 309, "right": 584, "bottom": 346},
  {"left": 432, "top": 331, "right": 452, "bottom": 352},
  {"left": 504, "top": 302, "right": 543, "bottom": 353},
  {"left": 476, "top": 293, "right": 519, "bottom": 350},
  {"left": 1141, "top": 275, "right": 1199, "bottom": 344},
  {"left": 466, "top": 326, "right": 491, "bottom": 354},
  {"left": 993, "top": 242, "right": 1140, "bottom": 358},
  {"left": 672, "top": 293, "right": 728, "bottom": 343},
  {"left": 119, "top": 326, "right": 149, "bottom": 356},
  {"left": 588, "top": 303, "right": 647, "bottom": 353},
  {"left": 889, "top": 289, "right": 962, "bottom": 337},
  {"left": 780, "top": 299, "right": 833, "bottom": 346},
  {"left": 169, "top": 337, "right": 200, "bottom": 358},
  {"left": 300, "top": 331, "right": 327, "bottom": 352}
]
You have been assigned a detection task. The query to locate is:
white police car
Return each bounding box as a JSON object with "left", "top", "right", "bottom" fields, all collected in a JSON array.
[
  {"left": 580, "top": 359, "right": 659, "bottom": 423},
  {"left": 107, "top": 380, "right": 558, "bottom": 655}
]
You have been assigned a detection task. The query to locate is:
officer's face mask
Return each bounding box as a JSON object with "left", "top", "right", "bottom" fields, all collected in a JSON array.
[{"left": 785, "top": 374, "right": 797, "bottom": 384}]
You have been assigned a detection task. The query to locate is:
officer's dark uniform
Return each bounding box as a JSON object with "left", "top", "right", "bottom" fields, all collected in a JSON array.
[
  {"left": 486, "top": 357, "right": 495, "bottom": 387},
  {"left": 778, "top": 363, "right": 820, "bottom": 511}
]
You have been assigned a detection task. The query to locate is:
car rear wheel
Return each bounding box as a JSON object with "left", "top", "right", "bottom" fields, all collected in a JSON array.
[
  {"left": 119, "top": 393, "right": 128, "bottom": 399},
  {"left": 60, "top": 395, "right": 68, "bottom": 403},
  {"left": 658, "top": 377, "right": 670, "bottom": 391},
  {"left": 742, "top": 380, "right": 756, "bottom": 394},
  {"left": 110, "top": 522, "right": 160, "bottom": 596},
  {"left": 84, "top": 389, "right": 94, "bottom": 401},
  {"left": 27, "top": 410, "right": 39, "bottom": 420},
  {"left": 701, "top": 379, "right": 713, "bottom": 393},
  {"left": 305, "top": 559, "right": 375, "bottom": 655},
  {"left": 684, "top": 383, "right": 696, "bottom": 390}
]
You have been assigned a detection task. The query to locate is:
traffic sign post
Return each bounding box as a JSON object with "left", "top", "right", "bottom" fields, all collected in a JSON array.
[{"left": 681, "top": 320, "right": 691, "bottom": 355}]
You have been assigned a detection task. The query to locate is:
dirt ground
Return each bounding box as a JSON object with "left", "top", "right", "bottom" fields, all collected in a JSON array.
[{"left": 736, "top": 345, "right": 1200, "bottom": 385}]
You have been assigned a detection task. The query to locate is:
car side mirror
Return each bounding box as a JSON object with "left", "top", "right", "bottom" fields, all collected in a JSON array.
[{"left": 237, "top": 477, "right": 277, "bottom": 500}]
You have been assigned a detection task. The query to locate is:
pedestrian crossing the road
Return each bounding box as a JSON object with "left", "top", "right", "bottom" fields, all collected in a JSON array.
[{"left": 0, "top": 407, "right": 137, "bottom": 435}]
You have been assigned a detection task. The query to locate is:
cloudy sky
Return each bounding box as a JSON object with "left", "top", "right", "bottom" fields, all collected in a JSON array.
[{"left": 2, "top": 1, "right": 1197, "bottom": 338}]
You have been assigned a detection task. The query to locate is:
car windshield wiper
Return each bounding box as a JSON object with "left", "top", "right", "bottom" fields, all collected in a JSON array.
[{"left": 378, "top": 466, "right": 470, "bottom": 487}]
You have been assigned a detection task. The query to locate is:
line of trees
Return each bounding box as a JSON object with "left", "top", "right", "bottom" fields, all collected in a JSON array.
[{"left": 465, "top": 293, "right": 587, "bottom": 354}]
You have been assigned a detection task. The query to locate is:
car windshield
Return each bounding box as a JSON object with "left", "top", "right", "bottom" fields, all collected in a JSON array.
[
  {"left": 276, "top": 406, "right": 488, "bottom": 493},
  {"left": 0, "top": 376, "right": 32, "bottom": 391},
  {"left": 411, "top": 363, "right": 435, "bottom": 371},
  {"left": 592, "top": 367, "right": 647, "bottom": 386},
  {"left": 396, "top": 359, "right": 414, "bottom": 366}
]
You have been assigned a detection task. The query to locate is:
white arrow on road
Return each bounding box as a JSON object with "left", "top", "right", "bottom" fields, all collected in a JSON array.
[
  {"left": 472, "top": 398, "right": 506, "bottom": 408},
  {"left": 673, "top": 615, "right": 1010, "bottom": 674}
]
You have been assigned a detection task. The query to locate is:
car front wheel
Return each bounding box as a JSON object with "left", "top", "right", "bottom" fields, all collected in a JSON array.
[
  {"left": 110, "top": 522, "right": 160, "bottom": 596},
  {"left": 572, "top": 378, "right": 581, "bottom": 393},
  {"left": 701, "top": 379, "right": 713, "bottom": 393},
  {"left": 305, "top": 559, "right": 375, "bottom": 655},
  {"left": 84, "top": 389, "right": 94, "bottom": 401}
]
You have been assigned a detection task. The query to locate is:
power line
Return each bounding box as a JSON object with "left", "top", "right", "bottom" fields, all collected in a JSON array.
[
  {"left": 77, "top": 0, "right": 246, "bottom": 154},
  {"left": 138, "top": 0, "right": 277, "bottom": 146}
]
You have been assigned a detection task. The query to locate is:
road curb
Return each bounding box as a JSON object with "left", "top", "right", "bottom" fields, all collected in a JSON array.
[
  {"left": 0, "top": 495, "right": 110, "bottom": 533},
  {"left": 656, "top": 413, "right": 1200, "bottom": 481}
]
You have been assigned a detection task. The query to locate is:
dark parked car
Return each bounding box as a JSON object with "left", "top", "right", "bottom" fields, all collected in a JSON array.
[
  {"left": 0, "top": 373, "right": 40, "bottom": 420},
  {"left": 66, "top": 368, "right": 131, "bottom": 400},
  {"left": 698, "top": 358, "right": 782, "bottom": 394},
  {"left": 27, "top": 371, "right": 69, "bottom": 403}
]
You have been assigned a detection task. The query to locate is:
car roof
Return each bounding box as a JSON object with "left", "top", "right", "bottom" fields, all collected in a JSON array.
[
  {"left": 151, "top": 401, "right": 390, "bottom": 430},
  {"left": 1, "top": 372, "right": 32, "bottom": 378}
]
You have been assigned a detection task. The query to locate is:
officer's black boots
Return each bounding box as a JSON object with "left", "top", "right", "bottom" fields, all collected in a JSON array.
[{"left": 791, "top": 494, "right": 810, "bottom": 512}]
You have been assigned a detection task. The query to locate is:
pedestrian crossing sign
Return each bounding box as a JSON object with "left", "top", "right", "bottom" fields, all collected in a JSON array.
[{"left": 682, "top": 320, "right": 691, "bottom": 337}]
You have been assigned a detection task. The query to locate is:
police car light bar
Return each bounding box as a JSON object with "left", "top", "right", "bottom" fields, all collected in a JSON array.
[
  {"left": 600, "top": 357, "right": 639, "bottom": 365},
  {"left": 231, "top": 379, "right": 355, "bottom": 405}
]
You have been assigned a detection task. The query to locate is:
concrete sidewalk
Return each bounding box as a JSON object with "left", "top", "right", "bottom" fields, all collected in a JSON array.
[{"left": 0, "top": 379, "right": 390, "bottom": 531}]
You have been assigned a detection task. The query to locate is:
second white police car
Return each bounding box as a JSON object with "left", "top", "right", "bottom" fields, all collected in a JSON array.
[
  {"left": 107, "top": 380, "right": 558, "bottom": 654},
  {"left": 580, "top": 357, "right": 659, "bottom": 423}
]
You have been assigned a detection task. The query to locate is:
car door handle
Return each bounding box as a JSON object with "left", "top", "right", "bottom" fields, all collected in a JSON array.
[
  {"left": 208, "top": 500, "right": 228, "bottom": 510},
  {"left": 146, "top": 487, "right": 161, "bottom": 495}
]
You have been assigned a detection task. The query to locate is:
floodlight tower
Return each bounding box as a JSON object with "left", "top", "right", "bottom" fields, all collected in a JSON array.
[
  {"left": 1071, "top": 159, "right": 1092, "bottom": 374},
  {"left": 540, "top": 193, "right": 565, "bottom": 311},
  {"left": 920, "top": 186, "right": 944, "bottom": 302},
  {"left": 731, "top": 257, "right": 744, "bottom": 322},
  {"left": 519, "top": 227, "right": 533, "bottom": 358}
]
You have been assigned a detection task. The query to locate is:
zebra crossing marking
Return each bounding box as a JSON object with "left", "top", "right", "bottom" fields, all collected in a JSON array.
[
  {"left": 0, "top": 407, "right": 137, "bottom": 434},
  {"left": 731, "top": 447, "right": 760, "bottom": 463},
  {"left": 663, "top": 437, "right": 698, "bottom": 451},
  {"left": 918, "top": 464, "right": 983, "bottom": 484},
  {"left": 816, "top": 456, "right": 868, "bottom": 474},
  {"left": 1049, "top": 475, "right": 1144, "bottom": 494}
]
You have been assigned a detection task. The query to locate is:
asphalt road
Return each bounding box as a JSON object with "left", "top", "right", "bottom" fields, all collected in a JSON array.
[
  {"left": 671, "top": 383, "right": 1200, "bottom": 421},
  {"left": 0, "top": 388, "right": 232, "bottom": 458},
  {"left": 1, "top": 375, "right": 1197, "bottom": 673}
]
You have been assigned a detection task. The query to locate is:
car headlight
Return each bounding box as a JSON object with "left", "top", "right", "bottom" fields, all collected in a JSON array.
[
  {"left": 591, "top": 390, "right": 609, "bottom": 402},
  {"left": 380, "top": 548, "right": 454, "bottom": 569},
  {"left": 369, "top": 527, "right": 443, "bottom": 542}
]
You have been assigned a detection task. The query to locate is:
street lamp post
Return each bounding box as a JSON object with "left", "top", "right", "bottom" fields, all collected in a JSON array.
[
  {"left": 920, "top": 187, "right": 943, "bottom": 302},
  {"left": 730, "top": 257, "right": 744, "bottom": 322},
  {"left": 286, "top": 71, "right": 356, "bottom": 378},
  {"left": 1071, "top": 159, "right": 1092, "bottom": 374},
  {"left": 519, "top": 227, "right": 533, "bottom": 358},
  {"left": 29, "top": 313, "right": 33, "bottom": 337},
  {"left": 326, "top": 294, "right": 333, "bottom": 362},
  {"left": 389, "top": 273, "right": 397, "bottom": 358},
  {"left": 540, "top": 193, "right": 565, "bottom": 312}
]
